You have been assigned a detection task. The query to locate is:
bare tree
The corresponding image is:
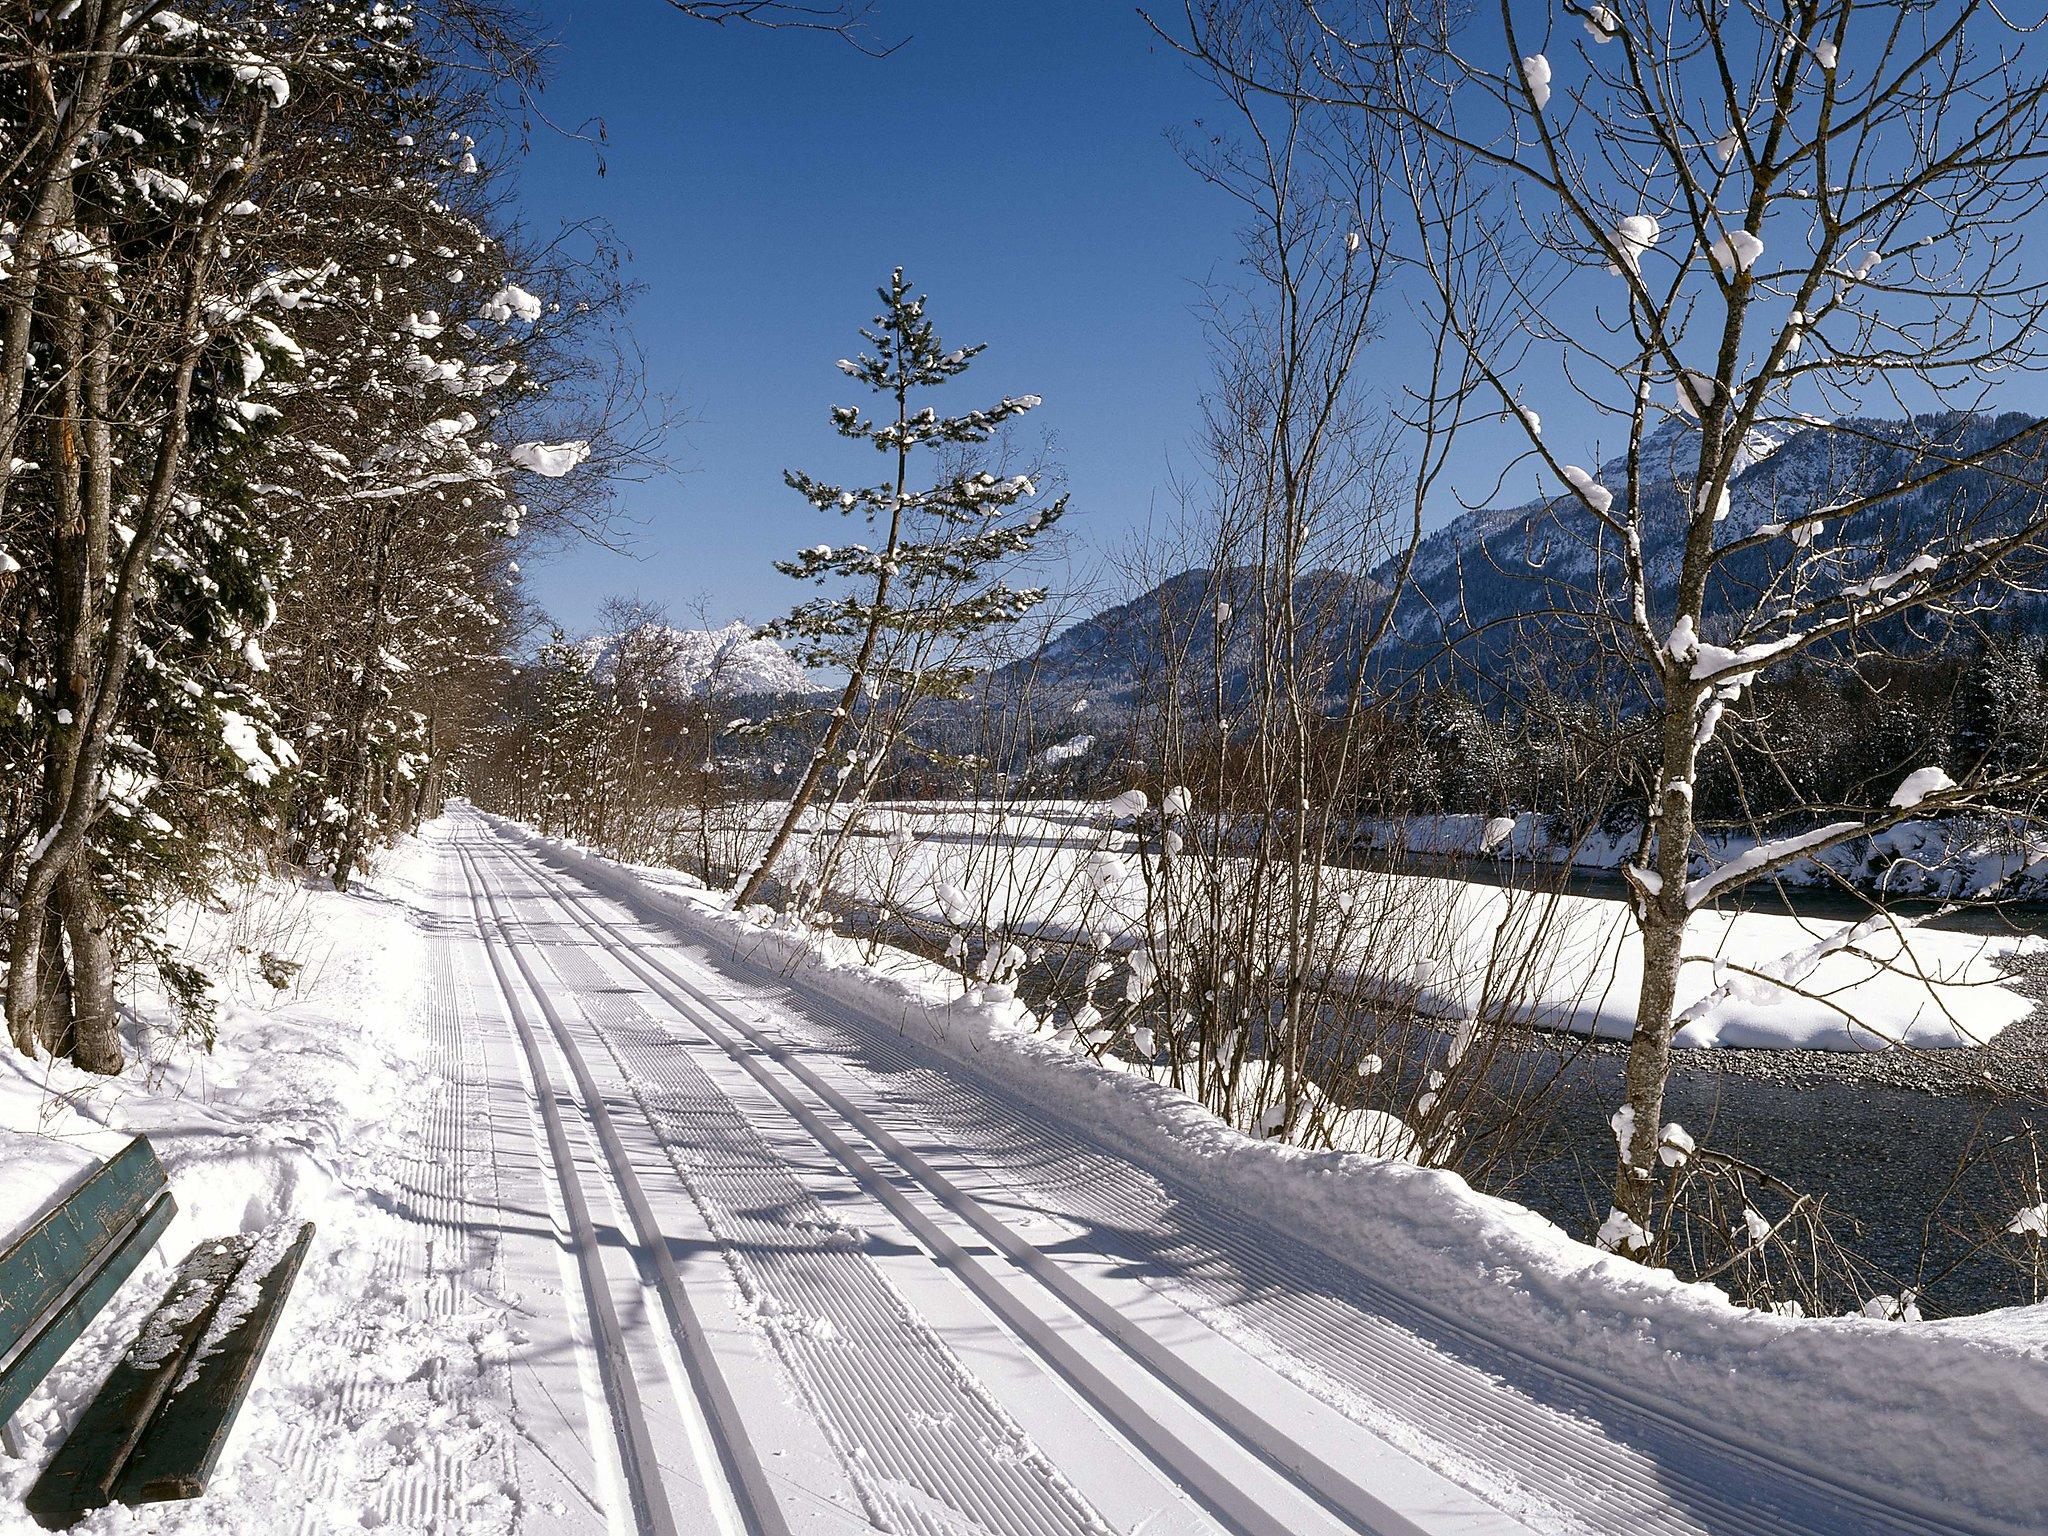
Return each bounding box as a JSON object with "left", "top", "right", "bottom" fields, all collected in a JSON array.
[{"left": 1164, "top": 0, "right": 2048, "bottom": 1256}]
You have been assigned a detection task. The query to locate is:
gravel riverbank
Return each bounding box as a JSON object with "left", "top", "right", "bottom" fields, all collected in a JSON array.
[{"left": 1508, "top": 949, "right": 2048, "bottom": 1316}]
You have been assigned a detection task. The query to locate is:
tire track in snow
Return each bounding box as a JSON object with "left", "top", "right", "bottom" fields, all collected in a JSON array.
[
  {"left": 455, "top": 844, "right": 697, "bottom": 1536},
  {"left": 491, "top": 826, "right": 1489, "bottom": 1536},
  {"left": 708, "top": 988, "right": 1984, "bottom": 1536}
]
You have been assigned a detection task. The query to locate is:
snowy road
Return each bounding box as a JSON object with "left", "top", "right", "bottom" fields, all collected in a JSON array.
[{"left": 430, "top": 811, "right": 2002, "bottom": 1536}]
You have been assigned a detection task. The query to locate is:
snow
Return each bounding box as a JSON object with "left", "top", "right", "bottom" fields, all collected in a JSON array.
[
  {"left": 508, "top": 439, "right": 588, "bottom": 478},
  {"left": 217, "top": 708, "right": 291, "bottom": 785},
  {"left": 1690, "top": 630, "right": 1803, "bottom": 682},
  {"left": 1518, "top": 54, "right": 1551, "bottom": 111},
  {"left": 1366, "top": 807, "right": 2048, "bottom": 904},
  {"left": 0, "top": 841, "right": 518, "bottom": 1533},
  {"left": 505, "top": 815, "right": 2048, "bottom": 1534},
  {"left": 1666, "top": 613, "right": 1698, "bottom": 663},
  {"left": 1559, "top": 463, "right": 1614, "bottom": 514},
  {"left": 1607, "top": 214, "right": 1660, "bottom": 276},
  {"left": 1583, "top": 6, "right": 1619, "bottom": 42},
  {"left": 480, "top": 284, "right": 543, "bottom": 324},
  {"left": 1705, "top": 228, "right": 1764, "bottom": 276},
  {"left": 584, "top": 620, "right": 813, "bottom": 697},
  {"left": 1890, "top": 766, "right": 1956, "bottom": 810},
  {"left": 1034, "top": 732, "right": 1095, "bottom": 767},
  {"left": 1673, "top": 368, "right": 1714, "bottom": 416},
  {"left": 1657, "top": 1122, "right": 1695, "bottom": 1168},
  {"left": 1812, "top": 39, "right": 1838, "bottom": 70},
  {"left": 231, "top": 59, "right": 290, "bottom": 107},
  {"left": 1593, "top": 1206, "right": 1646, "bottom": 1254},
  {"left": 1685, "top": 821, "right": 1863, "bottom": 909},
  {"left": 717, "top": 798, "right": 2037, "bottom": 1051}
]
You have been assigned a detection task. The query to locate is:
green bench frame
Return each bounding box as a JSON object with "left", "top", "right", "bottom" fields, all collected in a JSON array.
[{"left": 0, "top": 1137, "right": 313, "bottom": 1528}]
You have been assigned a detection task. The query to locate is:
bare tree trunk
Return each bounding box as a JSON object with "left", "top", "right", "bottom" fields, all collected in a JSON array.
[
  {"left": 34, "top": 905, "right": 72, "bottom": 1058},
  {"left": 57, "top": 866, "right": 119, "bottom": 1074},
  {"left": 1610, "top": 703, "right": 1704, "bottom": 1249}
]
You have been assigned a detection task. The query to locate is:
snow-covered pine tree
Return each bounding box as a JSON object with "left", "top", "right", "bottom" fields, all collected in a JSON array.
[
  {"left": 0, "top": 0, "right": 365, "bottom": 1066},
  {"left": 734, "top": 270, "right": 1065, "bottom": 910}
]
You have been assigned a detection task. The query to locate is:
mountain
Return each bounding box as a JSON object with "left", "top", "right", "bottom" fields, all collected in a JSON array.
[
  {"left": 1013, "top": 411, "right": 2048, "bottom": 706},
  {"left": 995, "top": 566, "right": 1389, "bottom": 712},
  {"left": 585, "top": 621, "right": 815, "bottom": 698}
]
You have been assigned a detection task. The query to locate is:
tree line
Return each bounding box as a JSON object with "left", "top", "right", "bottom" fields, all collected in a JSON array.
[{"left": 0, "top": 1, "right": 642, "bottom": 1071}]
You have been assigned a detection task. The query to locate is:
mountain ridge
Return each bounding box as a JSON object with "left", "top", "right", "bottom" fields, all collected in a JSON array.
[{"left": 1011, "top": 410, "right": 2048, "bottom": 708}]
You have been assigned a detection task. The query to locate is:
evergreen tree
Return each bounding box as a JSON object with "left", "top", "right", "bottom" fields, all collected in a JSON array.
[{"left": 734, "top": 270, "right": 1065, "bottom": 909}]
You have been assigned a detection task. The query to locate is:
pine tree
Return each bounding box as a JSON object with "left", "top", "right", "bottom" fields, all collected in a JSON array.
[{"left": 734, "top": 270, "right": 1065, "bottom": 909}]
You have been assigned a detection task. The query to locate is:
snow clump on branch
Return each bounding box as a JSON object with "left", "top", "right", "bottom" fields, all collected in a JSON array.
[
  {"left": 1607, "top": 214, "right": 1661, "bottom": 275},
  {"left": 480, "top": 284, "right": 543, "bottom": 324},
  {"left": 1889, "top": 766, "right": 1956, "bottom": 809},
  {"left": 510, "top": 440, "right": 589, "bottom": 478},
  {"left": 1559, "top": 463, "right": 1614, "bottom": 514}
]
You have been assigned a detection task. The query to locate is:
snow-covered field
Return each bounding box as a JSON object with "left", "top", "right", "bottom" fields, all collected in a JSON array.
[
  {"left": 735, "top": 798, "right": 2041, "bottom": 1050},
  {"left": 6, "top": 811, "right": 2046, "bottom": 1536}
]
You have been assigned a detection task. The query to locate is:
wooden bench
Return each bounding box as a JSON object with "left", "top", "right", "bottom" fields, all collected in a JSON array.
[{"left": 0, "top": 1137, "right": 313, "bottom": 1528}]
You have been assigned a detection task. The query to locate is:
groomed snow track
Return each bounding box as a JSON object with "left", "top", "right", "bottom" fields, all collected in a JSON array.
[{"left": 438, "top": 810, "right": 2008, "bottom": 1536}]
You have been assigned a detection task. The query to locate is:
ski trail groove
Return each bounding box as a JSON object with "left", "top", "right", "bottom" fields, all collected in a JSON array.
[
  {"left": 456, "top": 845, "right": 694, "bottom": 1536},
  {"left": 495, "top": 828, "right": 1456, "bottom": 1536},
  {"left": 505, "top": 898, "right": 1119, "bottom": 1536},
  {"left": 492, "top": 814, "right": 2013, "bottom": 1536}
]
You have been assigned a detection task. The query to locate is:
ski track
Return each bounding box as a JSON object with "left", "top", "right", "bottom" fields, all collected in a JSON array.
[
  {"left": 494, "top": 856, "right": 1114, "bottom": 1536},
  {"left": 422, "top": 810, "right": 1995, "bottom": 1536}
]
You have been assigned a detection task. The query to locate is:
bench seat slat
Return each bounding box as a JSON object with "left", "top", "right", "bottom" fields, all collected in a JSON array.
[
  {"left": 23, "top": 1234, "right": 255, "bottom": 1525},
  {"left": 117, "top": 1221, "right": 315, "bottom": 1505}
]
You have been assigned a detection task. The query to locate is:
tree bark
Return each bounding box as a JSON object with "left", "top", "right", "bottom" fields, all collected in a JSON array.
[
  {"left": 1609, "top": 696, "right": 1704, "bottom": 1252},
  {"left": 34, "top": 905, "right": 72, "bottom": 1058},
  {"left": 57, "top": 866, "right": 119, "bottom": 1074}
]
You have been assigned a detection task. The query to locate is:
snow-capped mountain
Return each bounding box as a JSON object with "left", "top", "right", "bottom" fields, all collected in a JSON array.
[
  {"left": 1014, "top": 412, "right": 2048, "bottom": 704},
  {"left": 1380, "top": 410, "right": 2048, "bottom": 666},
  {"left": 585, "top": 621, "right": 815, "bottom": 698}
]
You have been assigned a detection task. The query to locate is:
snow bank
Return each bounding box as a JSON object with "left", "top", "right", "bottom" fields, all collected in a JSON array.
[
  {"left": 502, "top": 816, "right": 2048, "bottom": 1535},
  {"left": 1364, "top": 808, "right": 2048, "bottom": 903},
  {"left": 724, "top": 799, "right": 2039, "bottom": 1050}
]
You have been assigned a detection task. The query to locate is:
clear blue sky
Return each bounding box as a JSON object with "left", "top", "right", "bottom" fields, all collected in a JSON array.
[
  {"left": 511, "top": 2, "right": 1240, "bottom": 636},
  {"left": 508, "top": 4, "right": 2048, "bottom": 643}
]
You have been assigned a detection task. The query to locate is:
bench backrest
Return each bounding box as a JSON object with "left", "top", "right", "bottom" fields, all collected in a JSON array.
[{"left": 0, "top": 1139, "right": 175, "bottom": 1428}]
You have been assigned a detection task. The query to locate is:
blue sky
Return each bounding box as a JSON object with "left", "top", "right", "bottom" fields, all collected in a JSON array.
[
  {"left": 507, "top": 4, "right": 2048, "bottom": 645},
  {"left": 511, "top": 2, "right": 1241, "bottom": 636}
]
